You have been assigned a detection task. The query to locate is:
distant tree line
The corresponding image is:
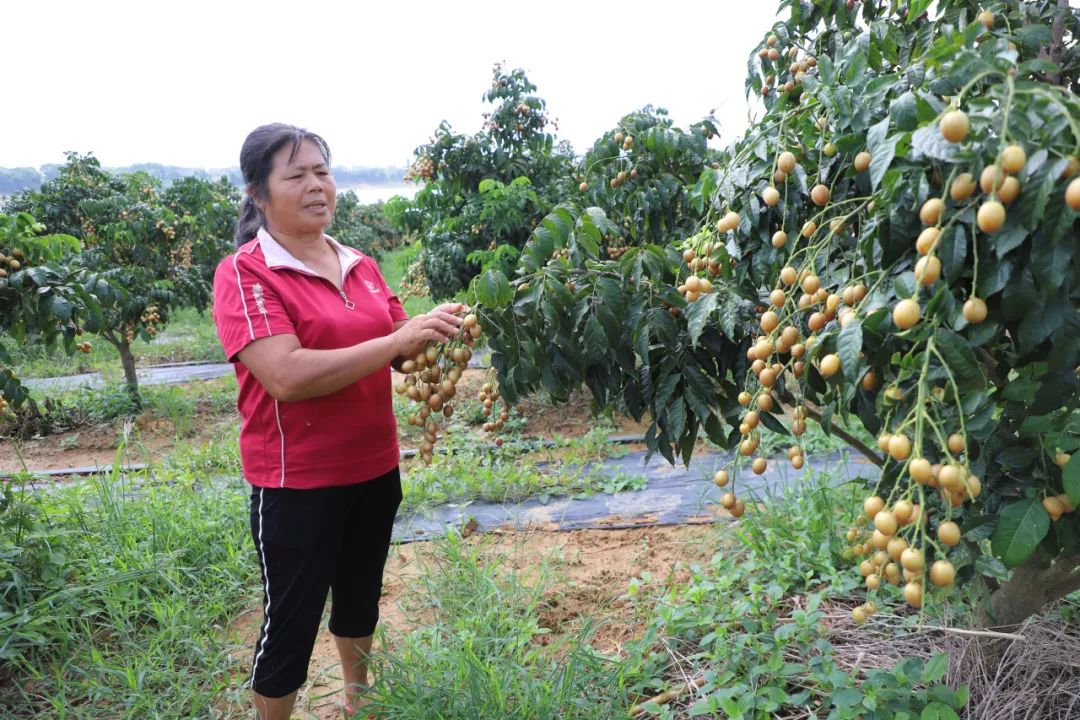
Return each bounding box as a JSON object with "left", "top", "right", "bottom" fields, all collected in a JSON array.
[{"left": 0, "top": 163, "right": 408, "bottom": 196}]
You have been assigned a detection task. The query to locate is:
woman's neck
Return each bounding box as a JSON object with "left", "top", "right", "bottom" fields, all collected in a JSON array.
[{"left": 266, "top": 225, "right": 331, "bottom": 264}]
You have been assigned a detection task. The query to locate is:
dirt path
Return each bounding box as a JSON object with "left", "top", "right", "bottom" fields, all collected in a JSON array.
[{"left": 225, "top": 524, "right": 720, "bottom": 719}]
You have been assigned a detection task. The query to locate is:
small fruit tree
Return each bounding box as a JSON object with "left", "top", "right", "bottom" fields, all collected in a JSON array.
[
  {"left": 395, "top": 64, "right": 575, "bottom": 299},
  {"left": 0, "top": 212, "right": 109, "bottom": 420},
  {"left": 473, "top": 0, "right": 1080, "bottom": 628},
  {"left": 7, "top": 154, "right": 238, "bottom": 400}
]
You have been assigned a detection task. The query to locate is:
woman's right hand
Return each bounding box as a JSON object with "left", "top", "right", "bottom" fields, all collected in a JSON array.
[{"left": 392, "top": 309, "right": 465, "bottom": 359}]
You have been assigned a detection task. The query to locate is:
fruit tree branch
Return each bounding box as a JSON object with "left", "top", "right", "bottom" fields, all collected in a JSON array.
[{"left": 776, "top": 389, "right": 885, "bottom": 467}]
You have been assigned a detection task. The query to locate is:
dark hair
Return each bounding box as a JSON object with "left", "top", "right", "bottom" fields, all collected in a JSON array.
[{"left": 235, "top": 123, "right": 332, "bottom": 245}]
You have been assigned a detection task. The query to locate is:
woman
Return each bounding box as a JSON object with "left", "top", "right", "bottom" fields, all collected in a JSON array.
[{"left": 213, "top": 123, "right": 463, "bottom": 719}]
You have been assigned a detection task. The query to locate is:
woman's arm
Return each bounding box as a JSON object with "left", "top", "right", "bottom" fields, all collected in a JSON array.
[{"left": 239, "top": 310, "right": 463, "bottom": 402}]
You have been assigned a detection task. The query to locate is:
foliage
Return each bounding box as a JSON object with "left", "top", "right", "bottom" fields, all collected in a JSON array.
[
  {"left": 396, "top": 64, "right": 575, "bottom": 299},
  {"left": 0, "top": 464, "right": 254, "bottom": 718},
  {"left": 620, "top": 476, "right": 968, "bottom": 719},
  {"left": 327, "top": 191, "right": 404, "bottom": 257},
  {"left": 365, "top": 531, "right": 632, "bottom": 719},
  {"left": 0, "top": 211, "right": 109, "bottom": 417},
  {"left": 474, "top": 0, "right": 1080, "bottom": 625},
  {"left": 6, "top": 153, "right": 238, "bottom": 398}
]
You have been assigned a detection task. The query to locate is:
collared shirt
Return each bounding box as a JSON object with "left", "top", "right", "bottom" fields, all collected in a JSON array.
[{"left": 213, "top": 227, "right": 408, "bottom": 490}]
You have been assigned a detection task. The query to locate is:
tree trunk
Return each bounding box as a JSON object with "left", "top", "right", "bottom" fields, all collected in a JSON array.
[
  {"left": 117, "top": 339, "right": 140, "bottom": 404},
  {"left": 979, "top": 554, "right": 1080, "bottom": 629},
  {"left": 102, "top": 329, "right": 142, "bottom": 407}
]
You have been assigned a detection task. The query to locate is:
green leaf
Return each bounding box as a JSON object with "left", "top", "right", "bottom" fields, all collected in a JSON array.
[
  {"left": 582, "top": 314, "right": 606, "bottom": 362},
  {"left": 923, "top": 653, "right": 949, "bottom": 683},
  {"left": 1064, "top": 454, "right": 1080, "bottom": 510},
  {"left": 838, "top": 318, "right": 863, "bottom": 383},
  {"left": 866, "top": 119, "right": 900, "bottom": 191},
  {"left": 474, "top": 269, "right": 513, "bottom": 307},
  {"left": 991, "top": 499, "right": 1051, "bottom": 569},
  {"left": 686, "top": 292, "right": 718, "bottom": 347},
  {"left": 759, "top": 410, "right": 791, "bottom": 436}
]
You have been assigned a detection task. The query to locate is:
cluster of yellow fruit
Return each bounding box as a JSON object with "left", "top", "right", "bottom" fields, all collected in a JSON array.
[
  {"left": 394, "top": 314, "right": 485, "bottom": 464},
  {"left": 847, "top": 495, "right": 959, "bottom": 614},
  {"left": 478, "top": 381, "right": 511, "bottom": 448},
  {"left": 405, "top": 156, "right": 437, "bottom": 183},
  {"left": 0, "top": 248, "right": 25, "bottom": 279},
  {"left": 1043, "top": 452, "right": 1076, "bottom": 520},
  {"left": 876, "top": 432, "right": 982, "bottom": 508},
  {"left": 153, "top": 219, "right": 177, "bottom": 241},
  {"left": 756, "top": 32, "right": 818, "bottom": 96},
  {"left": 711, "top": 470, "right": 747, "bottom": 518}
]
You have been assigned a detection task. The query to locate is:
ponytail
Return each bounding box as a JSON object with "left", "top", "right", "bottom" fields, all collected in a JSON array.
[{"left": 235, "top": 195, "right": 264, "bottom": 246}]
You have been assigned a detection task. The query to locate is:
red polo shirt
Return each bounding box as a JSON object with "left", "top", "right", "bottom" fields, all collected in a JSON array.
[{"left": 213, "top": 227, "right": 409, "bottom": 490}]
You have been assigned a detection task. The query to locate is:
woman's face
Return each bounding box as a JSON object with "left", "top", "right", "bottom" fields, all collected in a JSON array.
[{"left": 259, "top": 138, "right": 336, "bottom": 237}]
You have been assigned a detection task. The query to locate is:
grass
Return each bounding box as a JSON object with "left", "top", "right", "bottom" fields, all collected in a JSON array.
[
  {"left": 2, "top": 307, "right": 224, "bottom": 380},
  {"left": 364, "top": 532, "right": 633, "bottom": 719},
  {"left": 0, "top": 439, "right": 256, "bottom": 718}
]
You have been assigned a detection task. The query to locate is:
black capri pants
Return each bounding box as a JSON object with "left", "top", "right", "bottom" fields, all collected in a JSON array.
[{"left": 248, "top": 466, "right": 402, "bottom": 698}]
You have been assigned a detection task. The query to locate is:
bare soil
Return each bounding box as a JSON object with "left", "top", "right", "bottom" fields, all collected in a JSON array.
[{"left": 226, "top": 524, "right": 721, "bottom": 719}]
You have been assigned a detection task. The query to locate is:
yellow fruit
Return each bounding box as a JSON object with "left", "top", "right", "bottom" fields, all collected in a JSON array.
[
  {"left": 714, "top": 470, "right": 730, "bottom": 487},
  {"left": 914, "top": 256, "right": 941, "bottom": 285},
  {"left": 811, "top": 184, "right": 831, "bottom": 206},
  {"left": 854, "top": 151, "right": 872, "bottom": 173},
  {"left": 939, "top": 465, "right": 962, "bottom": 491},
  {"left": 938, "top": 521, "right": 961, "bottom": 547},
  {"left": 892, "top": 299, "right": 920, "bottom": 330},
  {"left": 910, "top": 458, "right": 933, "bottom": 484},
  {"left": 875, "top": 511, "right": 899, "bottom": 536},
  {"left": 997, "top": 176, "right": 1021, "bottom": 204},
  {"left": 940, "top": 110, "right": 969, "bottom": 143},
  {"left": 780, "top": 266, "right": 798, "bottom": 285},
  {"left": 820, "top": 353, "right": 841, "bottom": 378},
  {"left": 920, "top": 197, "right": 943, "bottom": 225},
  {"left": 1001, "top": 144, "right": 1026, "bottom": 174},
  {"left": 861, "top": 369, "right": 878, "bottom": 391},
  {"left": 888, "top": 434, "right": 912, "bottom": 461},
  {"left": 866, "top": 573, "right": 881, "bottom": 590},
  {"left": 1055, "top": 452, "right": 1071, "bottom": 469},
  {"left": 579, "top": 182, "right": 589, "bottom": 192},
  {"left": 977, "top": 201, "right": 1005, "bottom": 232},
  {"left": 950, "top": 173, "right": 976, "bottom": 201},
  {"left": 900, "top": 547, "right": 925, "bottom": 572},
  {"left": 772, "top": 230, "right": 788, "bottom": 248},
  {"left": 778, "top": 151, "right": 797, "bottom": 174},
  {"left": 731, "top": 500, "right": 745, "bottom": 518},
  {"left": 887, "top": 536, "right": 908, "bottom": 562},
  {"left": 963, "top": 297, "right": 988, "bottom": 323},
  {"left": 980, "top": 164, "right": 1004, "bottom": 193},
  {"left": 852, "top": 606, "right": 868, "bottom": 624},
  {"left": 760, "top": 311, "right": 779, "bottom": 332},
  {"left": 978, "top": 9, "right": 994, "bottom": 28},
  {"left": 752, "top": 457, "right": 767, "bottom": 474},
  {"left": 738, "top": 391, "right": 752, "bottom": 406},
  {"left": 864, "top": 495, "right": 885, "bottom": 519},
  {"left": 1067, "top": 177, "right": 1080, "bottom": 211},
  {"left": 915, "top": 227, "right": 940, "bottom": 255},
  {"left": 1044, "top": 496, "right": 1066, "bottom": 521},
  {"left": 801, "top": 274, "right": 820, "bottom": 295},
  {"left": 904, "top": 582, "right": 923, "bottom": 608},
  {"left": 721, "top": 492, "right": 737, "bottom": 509},
  {"left": 763, "top": 186, "right": 781, "bottom": 206},
  {"left": 894, "top": 500, "right": 914, "bottom": 524},
  {"left": 930, "top": 560, "right": 956, "bottom": 588}
]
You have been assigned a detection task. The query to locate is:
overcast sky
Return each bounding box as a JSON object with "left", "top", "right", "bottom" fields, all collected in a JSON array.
[{"left": 2, "top": 1, "right": 780, "bottom": 171}]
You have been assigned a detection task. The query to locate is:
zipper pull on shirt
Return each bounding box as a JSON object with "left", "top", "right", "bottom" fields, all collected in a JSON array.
[{"left": 339, "top": 289, "right": 355, "bottom": 310}]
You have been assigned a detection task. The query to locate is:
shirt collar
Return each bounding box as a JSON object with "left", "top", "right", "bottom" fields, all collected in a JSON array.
[{"left": 256, "top": 227, "right": 363, "bottom": 284}]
